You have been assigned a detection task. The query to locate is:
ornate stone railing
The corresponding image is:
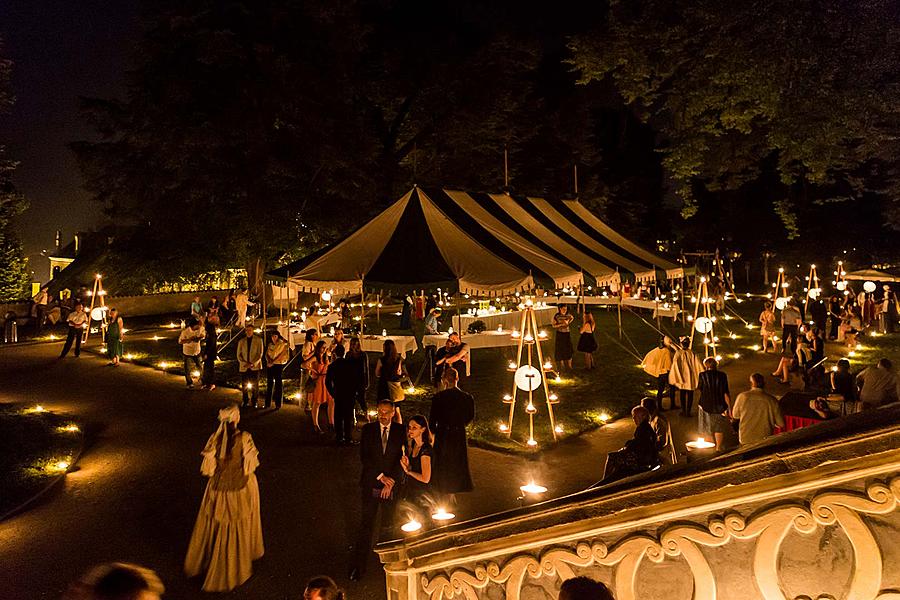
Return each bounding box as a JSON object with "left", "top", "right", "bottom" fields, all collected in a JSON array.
[{"left": 376, "top": 406, "right": 900, "bottom": 600}]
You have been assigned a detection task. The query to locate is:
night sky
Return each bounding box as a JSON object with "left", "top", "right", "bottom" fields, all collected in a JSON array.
[{"left": 0, "top": 1, "right": 138, "bottom": 281}]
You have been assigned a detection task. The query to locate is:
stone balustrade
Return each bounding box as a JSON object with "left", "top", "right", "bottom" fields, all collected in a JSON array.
[{"left": 377, "top": 406, "right": 900, "bottom": 600}]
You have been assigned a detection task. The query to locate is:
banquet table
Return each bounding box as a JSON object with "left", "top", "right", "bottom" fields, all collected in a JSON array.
[
  {"left": 277, "top": 323, "right": 417, "bottom": 357},
  {"left": 423, "top": 330, "right": 518, "bottom": 349},
  {"left": 304, "top": 311, "right": 342, "bottom": 331},
  {"left": 452, "top": 306, "right": 555, "bottom": 332},
  {"left": 555, "top": 295, "right": 679, "bottom": 318}
]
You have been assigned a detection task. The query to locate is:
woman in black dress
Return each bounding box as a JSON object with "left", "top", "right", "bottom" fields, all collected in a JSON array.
[
  {"left": 375, "top": 339, "right": 405, "bottom": 423},
  {"left": 345, "top": 337, "right": 370, "bottom": 421},
  {"left": 400, "top": 414, "right": 433, "bottom": 520},
  {"left": 201, "top": 313, "right": 219, "bottom": 390},
  {"left": 577, "top": 312, "right": 598, "bottom": 369},
  {"left": 552, "top": 304, "right": 575, "bottom": 371}
]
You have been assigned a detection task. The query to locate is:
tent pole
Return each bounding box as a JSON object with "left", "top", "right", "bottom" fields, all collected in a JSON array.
[
  {"left": 360, "top": 279, "right": 365, "bottom": 335},
  {"left": 262, "top": 278, "right": 267, "bottom": 331},
  {"left": 455, "top": 283, "right": 461, "bottom": 334},
  {"left": 617, "top": 294, "right": 623, "bottom": 339}
]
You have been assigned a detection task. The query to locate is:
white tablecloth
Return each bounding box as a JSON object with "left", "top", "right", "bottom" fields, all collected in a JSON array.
[
  {"left": 452, "top": 307, "right": 555, "bottom": 332},
  {"left": 305, "top": 312, "right": 342, "bottom": 331},
  {"left": 423, "top": 330, "right": 517, "bottom": 349},
  {"left": 555, "top": 295, "right": 679, "bottom": 318},
  {"left": 277, "top": 322, "right": 417, "bottom": 357}
]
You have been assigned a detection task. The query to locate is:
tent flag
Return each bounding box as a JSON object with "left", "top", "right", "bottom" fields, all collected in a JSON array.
[{"left": 275, "top": 187, "right": 679, "bottom": 295}]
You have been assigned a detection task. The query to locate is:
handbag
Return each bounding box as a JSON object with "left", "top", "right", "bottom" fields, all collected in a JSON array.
[{"left": 387, "top": 380, "right": 405, "bottom": 402}]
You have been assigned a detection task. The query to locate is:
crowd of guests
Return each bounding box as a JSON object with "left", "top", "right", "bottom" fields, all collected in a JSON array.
[{"left": 60, "top": 561, "right": 614, "bottom": 599}]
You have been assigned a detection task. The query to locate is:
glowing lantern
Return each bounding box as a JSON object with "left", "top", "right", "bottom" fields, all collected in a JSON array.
[
  {"left": 514, "top": 365, "right": 542, "bottom": 391},
  {"left": 694, "top": 317, "right": 712, "bottom": 334}
]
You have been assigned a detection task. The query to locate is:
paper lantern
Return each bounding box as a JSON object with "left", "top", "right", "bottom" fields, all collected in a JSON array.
[
  {"left": 514, "top": 365, "right": 542, "bottom": 392},
  {"left": 694, "top": 316, "right": 713, "bottom": 334},
  {"left": 808, "top": 288, "right": 821, "bottom": 299},
  {"left": 774, "top": 297, "right": 788, "bottom": 310},
  {"left": 836, "top": 281, "right": 847, "bottom": 291},
  {"left": 321, "top": 290, "right": 332, "bottom": 302},
  {"left": 863, "top": 281, "right": 877, "bottom": 293},
  {"left": 90, "top": 306, "right": 107, "bottom": 321}
]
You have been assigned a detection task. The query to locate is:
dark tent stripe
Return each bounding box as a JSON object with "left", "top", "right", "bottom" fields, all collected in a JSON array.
[
  {"left": 545, "top": 198, "right": 657, "bottom": 271},
  {"left": 421, "top": 188, "right": 559, "bottom": 286},
  {"left": 366, "top": 190, "right": 459, "bottom": 286},
  {"left": 493, "top": 193, "right": 628, "bottom": 275},
  {"left": 464, "top": 191, "right": 588, "bottom": 279}
]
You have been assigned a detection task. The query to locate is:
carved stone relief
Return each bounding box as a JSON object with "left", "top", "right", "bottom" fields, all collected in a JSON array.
[{"left": 419, "top": 477, "right": 900, "bottom": 600}]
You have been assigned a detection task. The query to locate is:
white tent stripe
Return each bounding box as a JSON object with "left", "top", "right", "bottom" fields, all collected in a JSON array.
[
  {"left": 287, "top": 189, "right": 414, "bottom": 293},
  {"left": 443, "top": 190, "right": 583, "bottom": 289},
  {"left": 487, "top": 193, "right": 619, "bottom": 285},
  {"left": 562, "top": 198, "right": 680, "bottom": 275},
  {"left": 417, "top": 189, "right": 536, "bottom": 295},
  {"left": 527, "top": 197, "right": 655, "bottom": 279}
]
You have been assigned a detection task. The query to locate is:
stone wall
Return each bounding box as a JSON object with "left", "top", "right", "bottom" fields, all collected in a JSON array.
[{"left": 376, "top": 408, "right": 900, "bottom": 600}]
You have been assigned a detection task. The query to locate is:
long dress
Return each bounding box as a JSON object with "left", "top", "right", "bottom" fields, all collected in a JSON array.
[
  {"left": 429, "top": 387, "right": 475, "bottom": 494},
  {"left": 309, "top": 359, "right": 332, "bottom": 406},
  {"left": 185, "top": 431, "right": 263, "bottom": 592},
  {"left": 106, "top": 319, "right": 123, "bottom": 359},
  {"left": 401, "top": 441, "right": 434, "bottom": 516},
  {"left": 553, "top": 312, "right": 574, "bottom": 362},
  {"left": 576, "top": 322, "right": 597, "bottom": 353}
]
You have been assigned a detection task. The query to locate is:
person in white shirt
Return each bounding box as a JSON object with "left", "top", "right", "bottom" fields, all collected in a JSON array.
[
  {"left": 59, "top": 303, "right": 88, "bottom": 358},
  {"left": 235, "top": 289, "right": 252, "bottom": 327},
  {"left": 179, "top": 319, "right": 205, "bottom": 388},
  {"left": 237, "top": 325, "right": 264, "bottom": 408},
  {"left": 731, "top": 373, "right": 784, "bottom": 445},
  {"left": 856, "top": 359, "right": 900, "bottom": 409}
]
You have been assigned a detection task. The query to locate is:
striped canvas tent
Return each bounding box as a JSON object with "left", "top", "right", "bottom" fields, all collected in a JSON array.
[
  {"left": 274, "top": 187, "right": 679, "bottom": 295},
  {"left": 278, "top": 187, "right": 583, "bottom": 296},
  {"left": 438, "top": 190, "right": 681, "bottom": 284}
]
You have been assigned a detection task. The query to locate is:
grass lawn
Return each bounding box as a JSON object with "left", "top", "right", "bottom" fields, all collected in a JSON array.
[
  {"left": 82, "top": 303, "right": 762, "bottom": 454},
  {"left": 0, "top": 404, "right": 83, "bottom": 518}
]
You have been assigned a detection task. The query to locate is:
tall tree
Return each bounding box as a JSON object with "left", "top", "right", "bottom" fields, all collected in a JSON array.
[
  {"left": 570, "top": 0, "right": 900, "bottom": 240},
  {"left": 0, "top": 41, "right": 31, "bottom": 301},
  {"left": 73, "top": 1, "right": 623, "bottom": 292}
]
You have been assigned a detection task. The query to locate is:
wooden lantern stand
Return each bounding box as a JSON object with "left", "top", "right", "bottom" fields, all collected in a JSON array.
[
  {"left": 501, "top": 298, "right": 559, "bottom": 447},
  {"left": 83, "top": 274, "right": 108, "bottom": 344},
  {"left": 689, "top": 277, "right": 718, "bottom": 358},
  {"left": 803, "top": 264, "right": 821, "bottom": 316}
]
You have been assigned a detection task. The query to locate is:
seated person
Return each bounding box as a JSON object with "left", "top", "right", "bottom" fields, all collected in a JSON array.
[
  {"left": 433, "top": 332, "right": 470, "bottom": 387},
  {"left": 830, "top": 358, "right": 856, "bottom": 402},
  {"left": 856, "top": 358, "right": 900, "bottom": 409},
  {"left": 640, "top": 397, "right": 676, "bottom": 465},
  {"left": 598, "top": 406, "right": 658, "bottom": 484},
  {"left": 424, "top": 307, "right": 442, "bottom": 335}
]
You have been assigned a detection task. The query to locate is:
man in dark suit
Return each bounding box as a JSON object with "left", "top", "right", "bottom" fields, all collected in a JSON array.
[
  {"left": 325, "top": 344, "right": 356, "bottom": 445},
  {"left": 349, "top": 399, "right": 405, "bottom": 581}
]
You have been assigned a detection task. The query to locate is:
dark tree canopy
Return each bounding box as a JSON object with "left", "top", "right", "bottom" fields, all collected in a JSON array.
[
  {"left": 72, "top": 1, "right": 900, "bottom": 291},
  {"left": 570, "top": 0, "right": 900, "bottom": 241},
  {"left": 73, "top": 1, "right": 617, "bottom": 291},
  {"left": 0, "top": 41, "right": 31, "bottom": 301}
]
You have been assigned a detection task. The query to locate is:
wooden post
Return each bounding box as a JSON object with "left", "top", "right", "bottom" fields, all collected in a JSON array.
[
  {"left": 360, "top": 279, "right": 365, "bottom": 335},
  {"left": 455, "top": 283, "right": 461, "bottom": 334},
  {"left": 617, "top": 295, "right": 623, "bottom": 339}
]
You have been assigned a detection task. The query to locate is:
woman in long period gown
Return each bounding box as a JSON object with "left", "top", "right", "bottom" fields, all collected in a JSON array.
[{"left": 185, "top": 405, "right": 263, "bottom": 592}]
